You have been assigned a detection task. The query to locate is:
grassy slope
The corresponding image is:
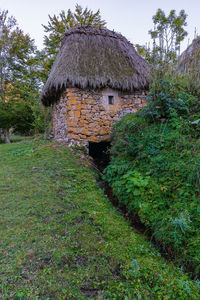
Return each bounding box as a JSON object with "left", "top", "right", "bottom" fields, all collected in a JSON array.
[{"left": 0, "top": 139, "right": 199, "bottom": 299}]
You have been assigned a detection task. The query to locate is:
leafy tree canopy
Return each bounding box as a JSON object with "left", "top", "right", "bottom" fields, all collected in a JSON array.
[
  {"left": 136, "top": 9, "right": 188, "bottom": 66},
  {"left": 149, "top": 9, "right": 188, "bottom": 63},
  {"left": 0, "top": 10, "right": 38, "bottom": 102},
  {"left": 0, "top": 9, "right": 42, "bottom": 142}
]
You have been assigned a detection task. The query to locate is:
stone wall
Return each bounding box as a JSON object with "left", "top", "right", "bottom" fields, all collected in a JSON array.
[{"left": 53, "top": 88, "right": 146, "bottom": 146}]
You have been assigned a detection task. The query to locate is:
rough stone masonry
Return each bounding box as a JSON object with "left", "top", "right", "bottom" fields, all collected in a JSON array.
[{"left": 53, "top": 87, "right": 146, "bottom": 147}]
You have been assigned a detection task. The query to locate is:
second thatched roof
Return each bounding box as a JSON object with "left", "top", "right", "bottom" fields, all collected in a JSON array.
[
  {"left": 178, "top": 37, "right": 200, "bottom": 74},
  {"left": 41, "top": 26, "right": 149, "bottom": 106}
]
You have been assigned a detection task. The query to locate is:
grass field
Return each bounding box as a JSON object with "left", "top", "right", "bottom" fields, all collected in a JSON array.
[{"left": 0, "top": 138, "right": 199, "bottom": 299}]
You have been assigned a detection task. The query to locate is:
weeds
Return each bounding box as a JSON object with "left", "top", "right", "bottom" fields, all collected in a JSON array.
[{"left": 104, "top": 81, "right": 200, "bottom": 278}]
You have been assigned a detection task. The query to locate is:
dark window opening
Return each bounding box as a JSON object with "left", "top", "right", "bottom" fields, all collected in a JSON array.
[{"left": 108, "top": 95, "right": 114, "bottom": 105}]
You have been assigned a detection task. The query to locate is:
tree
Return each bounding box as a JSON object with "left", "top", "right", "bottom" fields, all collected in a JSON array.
[
  {"left": 0, "top": 10, "right": 38, "bottom": 101},
  {"left": 149, "top": 9, "right": 188, "bottom": 64},
  {"left": 136, "top": 9, "right": 188, "bottom": 66},
  {"left": 135, "top": 9, "right": 188, "bottom": 104},
  {"left": 0, "top": 9, "right": 40, "bottom": 142},
  {"left": 42, "top": 4, "right": 106, "bottom": 80}
]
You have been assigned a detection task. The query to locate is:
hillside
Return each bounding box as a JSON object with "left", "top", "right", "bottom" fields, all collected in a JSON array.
[
  {"left": 0, "top": 138, "right": 200, "bottom": 299},
  {"left": 104, "top": 80, "right": 200, "bottom": 280}
]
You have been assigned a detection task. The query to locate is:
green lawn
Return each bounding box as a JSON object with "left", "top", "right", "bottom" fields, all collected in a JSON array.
[{"left": 0, "top": 138, "right": 199, "bottom": 299}]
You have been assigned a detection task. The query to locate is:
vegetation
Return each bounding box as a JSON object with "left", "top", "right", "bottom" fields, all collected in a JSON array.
[
  {"left": 0, "top": 10, "right": 45, "bottom": 141},
  {"left": 0, "top": 10, "right": 36, "bottom": 102},
  {"left": 0, "top": 138, "right": 200, "bottom": 299},
  {"left": 104, "top": 77, "right": 200, "bottom": 278},
  {"left": 136, "top": 9, "right": 187, "bottom": 65},
  {"left": 0, "top": 100, "right": 34, "bottom": 142},
  {"left": 149, "top": 9, "right": 188, "bottom": 63}
]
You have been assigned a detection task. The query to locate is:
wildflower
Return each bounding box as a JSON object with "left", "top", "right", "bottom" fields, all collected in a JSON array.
[{"left": 161, "top": 186, "right": 167, "bottom": 191}]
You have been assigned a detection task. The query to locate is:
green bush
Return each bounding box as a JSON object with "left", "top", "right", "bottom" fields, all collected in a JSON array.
[
  {"left": 138, "top": 79, "right": 198, "bottom": 120},
  {"left": 104, "top": 85, "right": 200, "bottom": 278},
  {"left": 0, "top": 100, "right": 34, "bottom": 135}
]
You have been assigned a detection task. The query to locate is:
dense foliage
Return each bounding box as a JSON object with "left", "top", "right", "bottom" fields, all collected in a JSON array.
[
  {"left": 104, "top": 79, "right": 200, "bottom": 278},
  {"left": 0, "top": 10, "right": 45, "bottom": 141},
  {"left": 0, "top": 100, "right": 34, "bottom": 135},
  {"left": 149, "top": 9, "right": 187, "bottom": 63},
  {"left": 136, "top": 8, "right": 188, "bottom": 66}
]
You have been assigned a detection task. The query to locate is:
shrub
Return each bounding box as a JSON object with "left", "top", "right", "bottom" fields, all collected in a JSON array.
[
  {"left": 104, "top": 88, "right": 200, "bottom": 277},
  {"left": 138, "top": 79, "right": 198, "bottom": 121}
]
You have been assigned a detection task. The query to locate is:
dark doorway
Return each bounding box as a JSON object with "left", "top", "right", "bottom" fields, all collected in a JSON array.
[{"left": 89, "top": 141, "right": 111, "bottom": 171}]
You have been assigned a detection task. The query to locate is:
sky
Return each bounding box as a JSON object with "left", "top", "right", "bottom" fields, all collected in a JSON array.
[{"left": 1, "top": 0, "right": 200, "bottom": 52}]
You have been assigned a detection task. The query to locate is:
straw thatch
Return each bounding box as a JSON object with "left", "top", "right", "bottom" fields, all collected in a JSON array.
[
  {"left": 178, "top": 37, "right": 200, "bottom": 74},
  {"left": 41, "top": 26, "right": 149, "bottom": 106}
]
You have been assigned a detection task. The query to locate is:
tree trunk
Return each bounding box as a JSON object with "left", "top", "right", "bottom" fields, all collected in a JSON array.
[
  {"left": 0, "top": 128, "right": 3, "bottom": 142},
  {"left": 4, "top": 128, "right": 10, "bottom": 143}
]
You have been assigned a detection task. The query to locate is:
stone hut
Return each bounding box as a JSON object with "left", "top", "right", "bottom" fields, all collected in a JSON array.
[{"left": 41, "top": 26, "right": 149, "bottom": 146}]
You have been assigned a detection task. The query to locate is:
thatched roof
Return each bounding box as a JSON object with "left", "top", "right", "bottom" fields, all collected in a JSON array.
[
  {"left": 178, "top": 37, "right": 200, "bottom": 74},
  {"left": 41, "top": 26, "right": 149, "bottom": 106}
]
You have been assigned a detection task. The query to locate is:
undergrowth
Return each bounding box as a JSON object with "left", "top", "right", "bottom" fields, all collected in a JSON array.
[{"left": 104, "top": 79, "right": 200, "bottom": 279}]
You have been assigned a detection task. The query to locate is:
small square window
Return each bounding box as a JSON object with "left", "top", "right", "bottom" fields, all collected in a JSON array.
[{"left": 108, "top": 95, "right": 114, "bottom": 105}]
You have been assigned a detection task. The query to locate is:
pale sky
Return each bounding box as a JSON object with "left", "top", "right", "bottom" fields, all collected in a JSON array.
[{"left": 1, "top": 0, "right": 200, "bottom": 52}]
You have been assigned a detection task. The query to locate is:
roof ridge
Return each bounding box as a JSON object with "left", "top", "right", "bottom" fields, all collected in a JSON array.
[{"left": 64, "top": 25, "right": 128, "bottom": 43}]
